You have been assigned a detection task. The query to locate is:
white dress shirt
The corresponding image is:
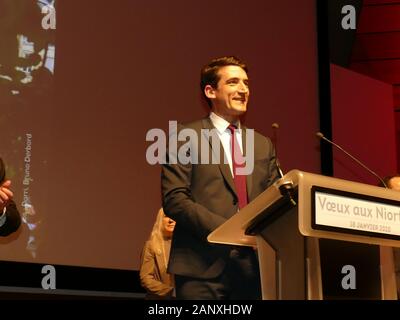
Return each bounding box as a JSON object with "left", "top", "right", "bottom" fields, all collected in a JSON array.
[{"left": 209, "top": 112, "right": 243, "bottom": 177}]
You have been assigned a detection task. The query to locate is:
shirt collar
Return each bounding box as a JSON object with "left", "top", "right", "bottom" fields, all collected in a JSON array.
[{"left": 209, "top": 112, "right": 241, "bottom": 134}]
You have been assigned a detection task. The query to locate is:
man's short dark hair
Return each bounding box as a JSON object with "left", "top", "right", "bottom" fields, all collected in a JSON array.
[{"left": 200, "top": 56, "right": 248, "bottom": 108}]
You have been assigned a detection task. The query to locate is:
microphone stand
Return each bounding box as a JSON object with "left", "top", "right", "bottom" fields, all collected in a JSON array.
[
  {"left": 272, "top": 123, "right": 296, "bottom": 206},
  {"left": 316, "top": 132, "right": 388, "bottom": 188}
]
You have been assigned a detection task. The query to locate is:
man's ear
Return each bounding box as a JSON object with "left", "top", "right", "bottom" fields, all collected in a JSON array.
[{"left": 204, "top": 85, "right": 216, "bottom": 99}]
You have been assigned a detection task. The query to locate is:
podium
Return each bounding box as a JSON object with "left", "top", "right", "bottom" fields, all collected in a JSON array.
[{"left": 208, "top": 170, "right": 400, "bottom": 300}]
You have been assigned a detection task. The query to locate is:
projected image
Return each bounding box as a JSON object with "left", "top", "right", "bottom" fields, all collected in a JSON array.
[
  {"left": 0, "top": 0, "right": 55, "bottom": 97},
  {"left": 0, "top": 0, "right": 56, "bottom": 258}
]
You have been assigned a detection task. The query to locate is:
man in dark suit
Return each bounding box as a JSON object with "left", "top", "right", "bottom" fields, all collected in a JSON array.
[
  {"left": 0, "top": 157, "right": 21, "bottom": 237},
  {"left": 161, "top": 56, "right": 279, "bottom": 299}
]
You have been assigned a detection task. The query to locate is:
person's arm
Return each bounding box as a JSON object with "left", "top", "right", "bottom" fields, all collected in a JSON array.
[
  {"left": 0, "top": 207, "right": 7, "bottom": 227},
  {"left": 162, "top": 162, "right": 227, "bottom": 241},
  {"left": 0, "top": 180, "right": 21, "bottom": 237},
  {"left": 161, "top": 123, "right": 227, "bottom": 241},
  {"left": 0, "top": 201, "right": 21, "bottom": 236},
  {"left": 139, "top": 241, "right": 174, "bottom": 297}
]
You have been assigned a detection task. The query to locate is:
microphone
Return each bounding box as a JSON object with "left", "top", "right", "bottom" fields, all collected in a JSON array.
[
  {"left": 272, "top": 123, "right": 296, "bottom": 206},
  {"left": 316, "top": 132, "right": 388, "bottom": 188}
]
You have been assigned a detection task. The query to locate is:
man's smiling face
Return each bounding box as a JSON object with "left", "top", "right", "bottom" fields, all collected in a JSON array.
[{"left": 206, "top": 65, "right": 249, "bottom": 122}]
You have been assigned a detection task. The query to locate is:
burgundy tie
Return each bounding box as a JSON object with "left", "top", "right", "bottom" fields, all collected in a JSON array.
[{"left": 227, "top": 124, "right": 248, "bottom": 209}]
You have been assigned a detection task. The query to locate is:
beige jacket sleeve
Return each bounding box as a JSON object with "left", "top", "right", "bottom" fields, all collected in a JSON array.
[{"left": 139, "top": 240, "right": 174, "bottom": 298}]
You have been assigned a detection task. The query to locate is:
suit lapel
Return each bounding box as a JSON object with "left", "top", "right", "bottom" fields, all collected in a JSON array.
[{"left": 201, "top": 118, "right": 237, "bottom": 198}]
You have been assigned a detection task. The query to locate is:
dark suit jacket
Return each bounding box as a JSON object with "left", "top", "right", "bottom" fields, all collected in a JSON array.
[
  {"left": 161, "top": 117, "right": 278, "bottom": 279},
  {"left": 0, "top": 201, "right": 21, "bottom": 237}
]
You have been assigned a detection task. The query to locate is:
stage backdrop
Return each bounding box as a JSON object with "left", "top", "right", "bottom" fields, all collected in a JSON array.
[
  {"left": 0, "top": 0, "right": 320, "bottom": 270},
  {"left": 330, "top": 64, "right": 397, "bottom": 184}
]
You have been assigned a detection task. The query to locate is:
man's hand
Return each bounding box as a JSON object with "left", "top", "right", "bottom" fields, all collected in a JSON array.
[{"left": 0, "top": 180, "right": 14, "bottom": 212}]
